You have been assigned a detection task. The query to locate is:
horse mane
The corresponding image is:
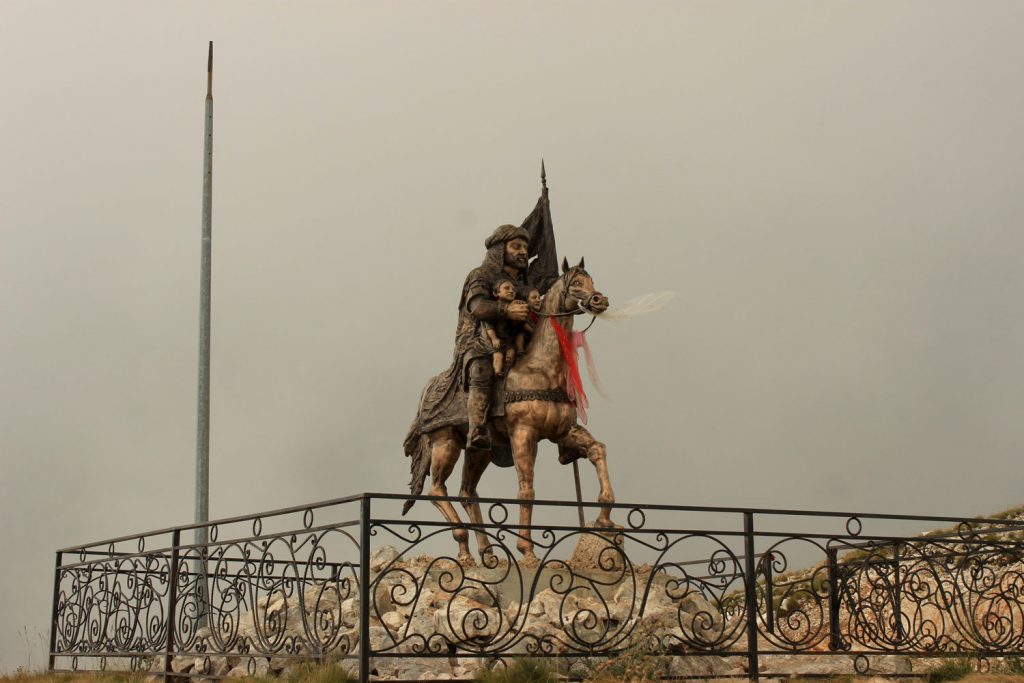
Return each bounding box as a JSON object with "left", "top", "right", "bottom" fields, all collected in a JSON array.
[
  {"left": 519, "top": 264, "right": 592, "bottom": 363},
  {"left": 538, "top": 265, "right": 588, "bottom": 315}
]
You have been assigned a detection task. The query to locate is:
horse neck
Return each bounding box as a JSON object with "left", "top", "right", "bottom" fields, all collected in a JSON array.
[{"left": 515, "top": 293, "right": 573, "bottom": 380}]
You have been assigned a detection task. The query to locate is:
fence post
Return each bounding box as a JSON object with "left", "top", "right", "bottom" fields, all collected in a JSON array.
[
  {"left": 360, "top": 496, "right": 371, "bottom": 683},
  {"left": 827, "top": 547, "right": 842, "bottom": 651},
  {"left": 762, "top": 553, "right": 775, "bottom": 635},
  {"left": 164, "top": 530, "right": 181, "bottom": 683},
  {"left": 48, "top": 551, "right": 63, "bottom": 672},
  {"left": 743, "top": 512, "right": 760, "bottom": 681},
  {"left": 892, "top": 542, "right": 903, "bottom": 644}
]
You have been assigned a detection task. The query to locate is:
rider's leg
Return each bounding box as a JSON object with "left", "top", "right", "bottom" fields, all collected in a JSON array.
[{"left": 467, "top": 359, "right": 493, "bottom": 450}]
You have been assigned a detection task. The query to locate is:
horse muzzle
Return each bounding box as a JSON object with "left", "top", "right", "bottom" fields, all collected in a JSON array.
[{"left": 585, "top": 292, "right": 609, "bottom": 314}]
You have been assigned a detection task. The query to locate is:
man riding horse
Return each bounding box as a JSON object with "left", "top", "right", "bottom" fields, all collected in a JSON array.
[
  {"left": 402, "top": 210, "right": 617, "bottom": 563},
  {"left": 403, "top": 224, "right": 541, "bottom": 471}
]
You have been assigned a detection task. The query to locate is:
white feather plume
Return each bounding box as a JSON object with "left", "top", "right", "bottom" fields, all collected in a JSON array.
[{"left": 598, "top": 291, "right": 675, "bottom": 321}]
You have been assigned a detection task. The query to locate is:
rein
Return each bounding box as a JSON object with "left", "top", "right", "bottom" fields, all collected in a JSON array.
[
  {"left": 532, "top": 282, "right": 598, "bottom": 330},
  {"left": 532, "top": 302, "right": 598, "bottom": 331}
]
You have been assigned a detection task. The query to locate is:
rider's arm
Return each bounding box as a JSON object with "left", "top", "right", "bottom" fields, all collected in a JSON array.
[{"left": 468, "top": 294, "right": 507, "bottom": 322}]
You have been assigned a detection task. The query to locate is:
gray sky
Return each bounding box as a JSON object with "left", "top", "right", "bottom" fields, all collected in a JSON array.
[{"left": 2, "top": 0, "right": 1024, "bottom": 672}]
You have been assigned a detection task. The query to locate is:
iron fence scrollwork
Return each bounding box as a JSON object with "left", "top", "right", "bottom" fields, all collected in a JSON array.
[{"left": 47, "top": 494, "right": 1024, "bottom": 681}]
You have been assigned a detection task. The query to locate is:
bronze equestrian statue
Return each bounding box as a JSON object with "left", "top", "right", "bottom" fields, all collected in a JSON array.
[{"left": 403, "top": 219, "right": 616, "bottom": 567}]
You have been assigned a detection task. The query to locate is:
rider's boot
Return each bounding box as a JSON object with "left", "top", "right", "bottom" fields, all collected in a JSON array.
[{"left": 466, "top": 386, "right": 491, "bottom": 450}]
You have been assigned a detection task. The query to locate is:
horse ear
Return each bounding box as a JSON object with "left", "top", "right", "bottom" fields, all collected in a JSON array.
[
  {"left": 562, "top": 257, "right": 570, "bottom": 273},
  {"left": 578, "top": 257, "right": 585, "bottom": 270}
]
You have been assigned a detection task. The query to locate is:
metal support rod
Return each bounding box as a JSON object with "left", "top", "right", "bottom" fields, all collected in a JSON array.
[
  {"left": 164, "top": 530, "right": 181, "bottom": 683},
  {"left": 48, "top": 551, "right": 62, "bottom": 672},
  {"left": 742, "top": 513, "right": 760, "bottom": 681},
  {"left": 827, "top": 547, "right": 842, "bottom": 651},
  {"left": 572, "top": 460, "right": 585, "bottom": 527},
  {"left": 360, "top": 496, "right": 371, "bottom": 683}
]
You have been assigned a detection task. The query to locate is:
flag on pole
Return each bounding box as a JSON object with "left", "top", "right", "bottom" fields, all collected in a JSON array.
[{"left": 521, "top": 160, "right": 560, "bottom": 294}]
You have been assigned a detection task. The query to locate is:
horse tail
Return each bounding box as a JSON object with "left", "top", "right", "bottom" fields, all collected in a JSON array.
[{"left": 403, "top": 433, "right": 431, "bottom": 515}]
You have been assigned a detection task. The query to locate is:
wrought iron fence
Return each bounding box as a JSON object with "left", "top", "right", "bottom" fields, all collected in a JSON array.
[{"left": 49, "top": 493, "right": 1024, "bottom": 681}]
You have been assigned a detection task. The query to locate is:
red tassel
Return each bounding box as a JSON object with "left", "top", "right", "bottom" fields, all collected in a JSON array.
[{"left": 549, "top": 317, "right": 588, "bottom": 424}]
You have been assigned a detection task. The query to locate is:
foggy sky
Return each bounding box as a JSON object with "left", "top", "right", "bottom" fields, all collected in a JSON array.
[{"left": 3, "top": 0, "right": 1024, "bottom": 672}]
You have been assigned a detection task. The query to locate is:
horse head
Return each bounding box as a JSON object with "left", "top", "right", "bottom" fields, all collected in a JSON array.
[{"left": 544, "top": 256, "right": 609, "bottom": 316}]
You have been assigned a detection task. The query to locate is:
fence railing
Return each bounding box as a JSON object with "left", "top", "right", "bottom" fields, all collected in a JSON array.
[{"left": 49, "top": 493, "right": 1024, "bottom": 681}]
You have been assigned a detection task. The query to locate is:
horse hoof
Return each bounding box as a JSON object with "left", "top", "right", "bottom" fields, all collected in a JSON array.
[{"left": 457, "top": 554, "right": 476, "bottom": 567}]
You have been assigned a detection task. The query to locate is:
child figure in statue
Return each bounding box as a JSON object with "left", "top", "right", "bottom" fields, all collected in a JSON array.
[
  {"left": 527, "top": 288, "right": 542, "bottom": 316},
  {"left": 480, "top": 277, "right": 520, "bottom": 377},
  {"left": 514, "top": 288, "right": 543, "bottom": 356}
]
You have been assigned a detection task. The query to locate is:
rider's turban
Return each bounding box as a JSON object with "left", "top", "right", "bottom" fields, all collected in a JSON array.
[{"left": 485, "top": 224, "right": 530, "bottom": 249}]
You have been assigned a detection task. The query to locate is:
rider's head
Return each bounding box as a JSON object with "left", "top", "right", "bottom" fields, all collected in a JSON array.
[
  {"left": 503, "top": 237, "right": 529, "bottom": 271},
  {"left": 484, "top": 224, "right": 530, "bottom": 273}
]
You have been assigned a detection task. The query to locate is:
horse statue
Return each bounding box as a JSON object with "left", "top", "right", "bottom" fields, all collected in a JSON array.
[{"left": 405, "top": 257, "right": 615, "bottom": 567}]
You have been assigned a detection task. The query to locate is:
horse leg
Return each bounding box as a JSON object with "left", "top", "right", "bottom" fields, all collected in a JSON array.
[
  {"left": 459, "top": 450, "right": 493, "bottom": 564},
  {"left": 556, "top": 425, "right": 615, "bottom": 527},
  {"left": 510, "top": 426, "right": 540, "bottom": 566},
  {"left": 427, "top": 428, "right": 473, "bottom": 564}
]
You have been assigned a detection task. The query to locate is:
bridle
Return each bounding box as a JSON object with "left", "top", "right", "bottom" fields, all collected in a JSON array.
[{"left": 532, "top": 268, "right": 599, "bottom": 332}]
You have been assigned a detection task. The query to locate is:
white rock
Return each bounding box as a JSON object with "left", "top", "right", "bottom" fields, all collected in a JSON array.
[
  {"left": 437, "top": 597, "right": 501, "bottom": 640},
  {"left": 374, "top": 582, "right": 396, "bottom": 614},
  {"left": 208, "top": 655, "right": 231, "bottom": 677},
  {"left": 257, "top": 590, "right": 287, "bottom": 611},
  {"left": 396, "top": 657, "right": 447, "bottom": 679},
  {"left": 267, "top": 597, "right": 287, "bottom": 617},
  {"left": 340, "top": 597, "right": 359, "bottom": 626},
  {"left": 401, "top": 611, "right": 435, "bottom": 643},
  {"left": 371, "top": 546, "right": 400, "bottom": 571},
  {"left": 170, "top": 656, "right": 194, "bottom": 674},
  {"left": 369, "top": 624, "right": 392, "bottom": 651},
  {"left": 383, "top": 611, "right": 406, "bottom": 631},
  {"left": 304, "top": 583, "right": 343, "bottom": 613},
  {"left": 231, "top": 656, "right": 271, "bottom": 677},
  {"left": 677, "top": 589, "right": 715, "bottom": 615}
]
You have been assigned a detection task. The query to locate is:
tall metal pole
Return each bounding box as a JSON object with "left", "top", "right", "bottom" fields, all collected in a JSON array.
[
  {"left": 194, "top": 41, "right": 213, "bottom": 622},
  {"left": 195, "top": 41, "right": 212, "bottom": 537}
]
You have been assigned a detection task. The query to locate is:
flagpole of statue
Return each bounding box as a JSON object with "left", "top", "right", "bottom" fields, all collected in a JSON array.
[{"left": 540, "top": 160, "right": 587, "bottom": 528}]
